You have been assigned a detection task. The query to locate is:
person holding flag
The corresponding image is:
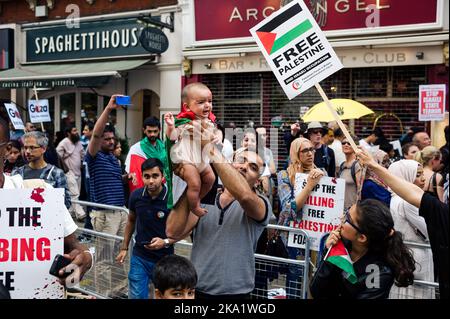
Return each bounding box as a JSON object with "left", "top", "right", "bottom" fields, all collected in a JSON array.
[{"left": 310, "top": 199, "right": 416, "bottom": 299}]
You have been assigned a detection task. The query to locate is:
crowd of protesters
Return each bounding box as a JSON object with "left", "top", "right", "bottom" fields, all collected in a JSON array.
[{"left": 1, "top": 83, "right": 448, "bottom": 300}]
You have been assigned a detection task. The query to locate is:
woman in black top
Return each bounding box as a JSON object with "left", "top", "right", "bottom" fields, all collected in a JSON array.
[
  {"left": 357, "top": 147, "right": 449, "bottom": 299},
  {"left": 310, "top": 199, "right": 416, "bottom": 299}
]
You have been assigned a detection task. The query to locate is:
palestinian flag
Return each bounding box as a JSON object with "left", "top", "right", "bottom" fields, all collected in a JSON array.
[
  {"left": 255, "top": 3, "right": 313, "bottom": 55},
  {"left": 124, "top": 142, "right": 147, "bottom": 193},
  {"left": 325, "top": 240, "right": 358, "bottom": 284}
]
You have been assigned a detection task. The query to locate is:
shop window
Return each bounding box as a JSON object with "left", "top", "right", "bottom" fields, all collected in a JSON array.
[
  {"left": 392, "top": 66, "right": 427, "bottom": 97},
  {"left": 81, "top": 92, "right": 98, "bottom": 129},
  {"left": 353, "top": 68, "right": 388, "bottom": 97},
  {"left": 43, "top": 97, "right": 55, "bottom": 141},
  {"left": 60, "top": 93, "right": 76, "bottom": 134}
]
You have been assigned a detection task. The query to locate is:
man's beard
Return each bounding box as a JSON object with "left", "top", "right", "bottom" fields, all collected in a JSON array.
[
  {"left": 148, "top": 136, "right": 157, "bottom": 143},
  {"left": 70, "top": 134, "right": 80, "bottom": 143}
]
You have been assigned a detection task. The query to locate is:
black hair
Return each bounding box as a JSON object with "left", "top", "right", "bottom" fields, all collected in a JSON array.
[
  {"left": 355, "top": 199, "right": 415, "bottom": 287},
  {"left": 84, "top": 121, "right": 94, "bottom": 131},
  {"left": 379, "top": 142, "right": 393, "bottom": 154},
  {"left": 64, "top": 125, "right": 76, "bottom": 136},
  {"left": 444, "top": 125, "right": 449, "bottom": 145},
  {"left": 103, "top": 123, "right": 115, "bottom": 135},
  {"left": 143, "top": 116, "right": 161, "bottom": 129},
  {"left": 372, "top": 127, "right": 384, "bottom": 138},
  {"left": 7, "top": 139, "right": 22, "bottom": 151},
  {"left": 141, "top": 157, "right": 164, "bottom": 174},
  {"left": 333, "top": 128, "right": 344, "bottom": 138},
  {"left": 0, "top": 116, "right": 10, "bottom": 143},
  {"left": 153, "top": 255, "right": 197, "bottom": 293}
]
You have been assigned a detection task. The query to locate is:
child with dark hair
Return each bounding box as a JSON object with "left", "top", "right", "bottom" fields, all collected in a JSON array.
[
  {"left": 310, "top": 199, "right": 416, "bottom": 299},
  {"left": 3, "top": 140, "right": 24, "bottom": 175},
  {"left": 153, "top": 254, "right": 197, "bottom": 299}
]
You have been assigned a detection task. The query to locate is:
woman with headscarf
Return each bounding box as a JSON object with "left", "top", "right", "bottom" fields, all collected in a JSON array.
[
  {"left": 361, "top": 149, "right": 391, "bottom": 207},
  {"left": 388, "top": 160, "right": 434, "bottom": 299},
  {"left": 277, "top": 137, "right": 325, "bottom": 298}
]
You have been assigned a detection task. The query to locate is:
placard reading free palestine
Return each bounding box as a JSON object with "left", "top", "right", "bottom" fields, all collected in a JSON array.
[{"left": 250, "top": 0, "right": 343, "bottom": 100}]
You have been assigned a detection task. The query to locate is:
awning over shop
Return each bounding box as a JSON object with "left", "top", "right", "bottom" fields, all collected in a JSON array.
[{"left": 0, "top": 59, "right": 150, "bottom": 88}]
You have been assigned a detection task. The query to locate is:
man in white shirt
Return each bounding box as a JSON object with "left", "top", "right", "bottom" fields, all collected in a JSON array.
[
  {"left": 56, "top": 126, "right": 86, "bottom": 221},
  {"left": 329, "top": 128, "right": 346, "bottom": 174},
  {"left": 0, "top": 117, "right": 92, "bottom": 289}
]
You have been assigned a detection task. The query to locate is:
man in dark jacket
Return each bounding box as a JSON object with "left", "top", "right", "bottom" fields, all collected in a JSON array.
[{"left": 306, "top": 122, "right": 336, "bottom": 177}]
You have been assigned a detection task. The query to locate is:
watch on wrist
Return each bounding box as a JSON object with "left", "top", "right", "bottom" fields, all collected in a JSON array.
[{"left": 163, "top": 238, "right": 171, "bottom": 248}]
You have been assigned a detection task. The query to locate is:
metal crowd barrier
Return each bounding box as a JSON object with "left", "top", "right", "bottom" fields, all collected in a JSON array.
[
  {"left": 72, "top": 224, "right": 312, "bottom": 300},
  {"left": 69, "top": 199, "right": 439, "bottom": 300}
]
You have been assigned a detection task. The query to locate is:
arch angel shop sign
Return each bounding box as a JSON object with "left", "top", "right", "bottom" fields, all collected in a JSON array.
[{"left": 193, "top": 0, "right": 441, "bottom": 43}]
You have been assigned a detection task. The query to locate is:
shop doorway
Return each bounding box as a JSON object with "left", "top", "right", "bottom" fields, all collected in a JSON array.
[{"left": 128, "top": 89, "right": 160, "bottom": 144}]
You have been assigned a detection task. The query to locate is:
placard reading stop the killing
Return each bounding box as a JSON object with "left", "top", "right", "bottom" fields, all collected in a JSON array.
[
  {"left": 419, "top": 84, "right": 446, "bottom": 121},
  {"left": 250, "top": 0, "right": 343, "bottom": 100},
  {"left": 287, "top": 173, "right": 345, "bottom": 251},
  {"left": 0, "top": 188, "right": 65, "bottom": 299}
]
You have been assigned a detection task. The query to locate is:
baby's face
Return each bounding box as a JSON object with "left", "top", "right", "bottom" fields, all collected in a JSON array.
[{"left": 185, "top": 87, "right": 212, "bottom": 119}]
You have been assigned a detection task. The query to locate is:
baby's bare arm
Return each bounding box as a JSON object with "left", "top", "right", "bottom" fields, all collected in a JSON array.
[{"left": 164, "top": 112, "right": 179, "bottom": 141}]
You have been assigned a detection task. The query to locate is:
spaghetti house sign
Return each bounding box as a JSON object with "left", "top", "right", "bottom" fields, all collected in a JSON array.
[
  {"left": 193, "top": 0, "right": 442, "bottom": 43},
  {"left": 26, "top": 18, "right": 151, "bottom": 62}
]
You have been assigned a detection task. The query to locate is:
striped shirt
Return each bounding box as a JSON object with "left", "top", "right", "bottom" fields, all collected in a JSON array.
[{"left": 85, "top": 151, "right": 125, "bottom": 208}]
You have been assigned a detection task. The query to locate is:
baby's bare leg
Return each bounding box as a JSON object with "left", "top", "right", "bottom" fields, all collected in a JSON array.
[
  {"left": 182, "top": 164, "right": 208, "bottom": 217},
  {"left": 199, "top": 165, "right": 215, "bottom": 199}
]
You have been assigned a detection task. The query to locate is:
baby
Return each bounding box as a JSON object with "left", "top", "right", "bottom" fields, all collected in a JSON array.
[{"left": 164, "top": 83, "right": 217, "bottom": 216}]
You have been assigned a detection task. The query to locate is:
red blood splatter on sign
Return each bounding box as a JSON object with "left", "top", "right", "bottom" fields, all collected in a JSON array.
[
  {"left": 331, "top": 178, "right": 337, "bottom": 184},
  {"left": 31, "top": 188, "right": 45, "bottom": 203}
]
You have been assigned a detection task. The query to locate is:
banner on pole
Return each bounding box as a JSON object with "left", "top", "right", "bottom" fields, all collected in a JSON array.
[
  {"left": 419, "top": 84, "right": 446, "bottom": 121},
  {"left": 4, "top": 103, "right": 25, "bottom": 130},
  {"left": 250, "top": 0, "right": 343, "bottom": 100},
  {"left": 287, "top": 173, "right": 345, "bottom": 251},
  {"left": 28, "top": 99, "right": 51, "bottom": 123},
  {"left": 0, "top": 188, "right": 65, "bottom": 299}
]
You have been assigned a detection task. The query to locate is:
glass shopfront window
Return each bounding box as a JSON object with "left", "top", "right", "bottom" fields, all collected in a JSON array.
[
  {"left": 81, "top": 92, "right": 98, "bottom": 129},
  {"left": 60, "top": 93, "right": 76, "bottom": 133}
]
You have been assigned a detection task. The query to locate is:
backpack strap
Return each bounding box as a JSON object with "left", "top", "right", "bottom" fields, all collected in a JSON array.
[
  {"left": 432, "top": 172, "right": 438, "bottom": 194},
  {"left": 338, "top": 161, "right": 357, "bottom": 185},
  {"left": 46, "top": 165, "right": 55, "bottom": 180},
  {"left": 338, "top": 162, "right": 345, "bottom": 177},
  {"left": 350, "top": 161, "right": 357, "bottom": 185}
]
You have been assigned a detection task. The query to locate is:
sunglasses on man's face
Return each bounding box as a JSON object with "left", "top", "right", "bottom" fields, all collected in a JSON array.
[
  {"left": 342, "top": 141, "right": 351, "bottom": 146},
  {"left": 310, "top": 130, "right": 323, "bottom": 135}
]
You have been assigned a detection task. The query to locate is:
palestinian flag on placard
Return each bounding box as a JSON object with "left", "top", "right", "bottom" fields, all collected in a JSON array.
[
  {"left": 325, "top": 240, "right": 358, "bottom": 284},
  {"left": 255, "top": 3, "right": 313, "bottom": 56}
]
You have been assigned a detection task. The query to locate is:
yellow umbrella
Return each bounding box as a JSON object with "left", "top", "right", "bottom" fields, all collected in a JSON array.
[{"left": 302, "top": 99, "right": 374, "bottom": 123}]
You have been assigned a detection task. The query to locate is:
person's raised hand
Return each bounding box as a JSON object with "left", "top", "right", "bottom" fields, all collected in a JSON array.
[
  {"left": 105, "top": 94, "right": 123, "bottom": 111},
  {"left": 164, "top": 112, "right": 175, "bottom": 127},
  {"left": 355, "top": 147, "right": 376, "bottom": 168},
  {"left": 325, "top": 227, "right": 341, "bottom": 249},
  {"left": 306, "top": 168, "right": 324, "bottom": 189},
  {"left": 291, "top": 122, "right": 301, "bottom": 135}
]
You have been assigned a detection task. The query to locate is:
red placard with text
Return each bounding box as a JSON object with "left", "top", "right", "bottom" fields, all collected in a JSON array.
[{"left": 419, "top": 84, "right": 446, "bottom": 121}]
